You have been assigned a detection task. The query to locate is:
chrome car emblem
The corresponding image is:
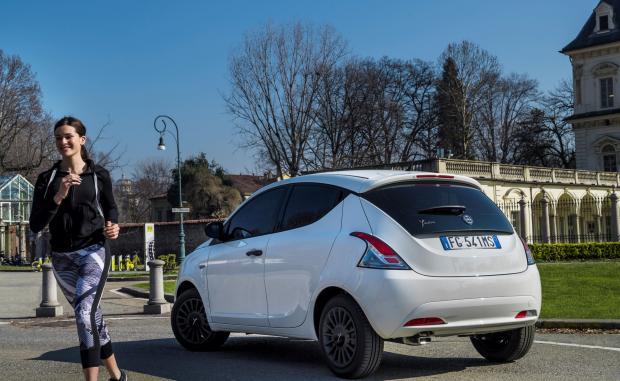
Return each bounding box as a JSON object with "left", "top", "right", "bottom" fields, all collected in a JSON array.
[
  {"left": 419, "top": 219, "right": 436, "bottom": 228},
  {"left": 462, "top": 214, "right": 474, "bottom": 225}
]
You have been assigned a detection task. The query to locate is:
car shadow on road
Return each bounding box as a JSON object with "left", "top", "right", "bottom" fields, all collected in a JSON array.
[{"left": 35, "top": 336, "right": 492, "bottom": 380}]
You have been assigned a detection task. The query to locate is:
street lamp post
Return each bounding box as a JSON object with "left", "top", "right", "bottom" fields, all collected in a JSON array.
[{"left": 153, "top": 115, "right": 186, "bottom": 265}]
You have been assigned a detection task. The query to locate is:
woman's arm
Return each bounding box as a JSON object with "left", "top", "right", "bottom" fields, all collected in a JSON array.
[
  {"left": 29, "top": 172, "right": 60, "bottom": 233},
  {"left": 98, "top": 167, "right": 120, "bottom": 240},
  {"left": 98, "top": 167, "right": 119, "bottom": 223}
]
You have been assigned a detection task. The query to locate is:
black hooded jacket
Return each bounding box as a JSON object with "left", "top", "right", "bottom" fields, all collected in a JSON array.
[{"left": 29, "top": 160, "right": 118, "bottom": 252}]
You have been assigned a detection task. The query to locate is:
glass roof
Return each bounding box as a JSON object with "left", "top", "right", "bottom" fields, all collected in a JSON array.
[{"left": 0, "top": 175, "right": 34, "bottom": 201}]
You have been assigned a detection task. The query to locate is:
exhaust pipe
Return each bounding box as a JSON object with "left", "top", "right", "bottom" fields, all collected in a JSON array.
[{"left": 402, "top": 334, "right": 432, "bottom": 346}]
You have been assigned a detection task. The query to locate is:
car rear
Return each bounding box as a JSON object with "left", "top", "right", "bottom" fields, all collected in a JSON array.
[{"left": 346, "top": 173, "right": 541, "bottom": 339}]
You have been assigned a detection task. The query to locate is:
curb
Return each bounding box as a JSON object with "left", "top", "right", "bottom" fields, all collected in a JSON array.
[
  {"left": 108, "top": 275, "right": 177, "bottom": 282},
  {"left": 118, "top": 286, "right": 175, "bottom": 303},
  {"left": 536, "top": 319, "right": 620, "bottom": 330},
  {"left": 0, "top": 269, "right": 37, "bottom": 273}
]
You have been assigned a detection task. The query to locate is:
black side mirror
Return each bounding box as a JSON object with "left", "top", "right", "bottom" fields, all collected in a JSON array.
[{"left": 205, "top": 221, "right": 225, "bottom": 240}]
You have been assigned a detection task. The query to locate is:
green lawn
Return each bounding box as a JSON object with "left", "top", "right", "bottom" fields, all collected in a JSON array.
[
  {"left": 0, "top": 264, "right": 33, "bottom": 271},
  {"left": 537, "top": 261, "right": 620, "bottom": 319},
  {"left": 134, "top": 280, "right": 176, "bottom": 294},
  {"left": 132, "top": 262, "right": 620, "bottom": 320}
]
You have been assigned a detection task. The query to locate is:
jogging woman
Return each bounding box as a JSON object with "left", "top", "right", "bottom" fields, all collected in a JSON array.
[{"left": 29, "top": 116, "right": 126, "bottom": 381}]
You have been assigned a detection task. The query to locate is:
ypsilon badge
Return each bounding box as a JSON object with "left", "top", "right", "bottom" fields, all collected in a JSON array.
[{"left": 462, "top": 214, "right": 474, "bottom": 225}]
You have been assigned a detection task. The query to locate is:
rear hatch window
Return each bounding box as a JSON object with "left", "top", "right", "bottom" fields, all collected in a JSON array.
[{"left": 362, "top": 182, "right": 513, "bottom": 236}]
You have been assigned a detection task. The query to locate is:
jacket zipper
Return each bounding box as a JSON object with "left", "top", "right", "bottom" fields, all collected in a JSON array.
[{"left": 69, "top": 180, "right": 75, "bottom": 249}]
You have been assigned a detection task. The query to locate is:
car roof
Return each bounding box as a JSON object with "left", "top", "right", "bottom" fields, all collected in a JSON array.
[{"left": 254, "top": 170, "right": 482, "bottom": 196}]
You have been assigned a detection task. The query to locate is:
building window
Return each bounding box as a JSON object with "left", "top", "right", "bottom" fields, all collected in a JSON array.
[
  {"left": 600, "top": 15, "right": 609, "bottom": 31},
  {"left": 575, "top": 78, "right": 582, "bottom": 105},
  {"left": 601, "top": 77, "right": 614, "bottom": 108},
  {"left": 603, "top": 145, "right": 617, "bottom": 172}
]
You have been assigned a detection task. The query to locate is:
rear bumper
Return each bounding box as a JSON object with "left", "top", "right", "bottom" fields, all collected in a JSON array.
[
  {"left": 344, "top": 265, "right": 542, "bottom": 339},
  {"left": 390, "top": 296, "right": 538, "bottom": 337}
]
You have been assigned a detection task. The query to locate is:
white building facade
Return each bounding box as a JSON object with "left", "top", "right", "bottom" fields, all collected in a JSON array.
[{"left": 564, "top": 0, "right": 620, "bottom": 172}]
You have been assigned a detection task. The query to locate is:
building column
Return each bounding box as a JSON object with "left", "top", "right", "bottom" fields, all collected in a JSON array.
[
  {"left": 19, "top": 223, "right": 27, "bottom": 259},
  {"left": 611, "top": 192, "right": 619, "bottom": 241},
  {"left": 574, "top": 215, "right": 581, "bottom": 243},
  {"left": 541, "top": 196, "right": 550, "bottom": 243},
  {"left": 0, "top": 223, "right": 5, "bottom": 256},
  {"left": 595, "top": 215, "right": 602, "bottom": 242},
  {"left": 550, "top": 214, "right": 557, "bottom": 243},
  {"left": 519, "top": 197, "right": 528, "bottom": 242}
]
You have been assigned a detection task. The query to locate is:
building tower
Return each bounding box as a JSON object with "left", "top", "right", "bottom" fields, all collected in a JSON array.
[{"left": 563, "top": 0, "right": 620, "bottom": 172}]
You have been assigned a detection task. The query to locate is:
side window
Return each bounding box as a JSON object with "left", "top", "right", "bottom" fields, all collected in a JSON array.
[
  {"left": 226, "top": 186, "right": 288, "bottom": 240},
  {"left": 279, "top": 184, "right": 343, "bottom": 231}
]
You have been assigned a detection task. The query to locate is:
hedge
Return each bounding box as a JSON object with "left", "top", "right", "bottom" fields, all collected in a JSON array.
[
  {"left": 529, "top": 242, "right": 620, "bottom": 261},
  {"left": 157, "top": 254, "right": 177, "bottom": 272}
]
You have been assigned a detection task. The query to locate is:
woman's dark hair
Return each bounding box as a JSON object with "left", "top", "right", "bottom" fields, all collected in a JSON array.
[{"left": 54, "top": 116, "right": 89, "bottom": 161}]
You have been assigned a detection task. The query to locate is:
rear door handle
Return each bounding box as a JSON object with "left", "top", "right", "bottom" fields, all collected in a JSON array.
[
  {"left": 199, "top": 263, "right": 207, "bottom": 269},
  {"left": 246, "top": 250, "right": 263, "bottom": 257}
]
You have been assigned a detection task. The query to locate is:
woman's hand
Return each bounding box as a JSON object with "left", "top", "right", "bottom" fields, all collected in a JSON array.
[
  {"left": 103, "top": 221, "right": 120, "bottom": 240},
  {"left": 54, "top": 171, "right": 81, "bottom": 205}
]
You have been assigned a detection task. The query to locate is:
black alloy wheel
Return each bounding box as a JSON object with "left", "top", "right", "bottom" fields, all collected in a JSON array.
[
  {"left": 171, "top": 288, "right": 229, "bottom": 351},
  {"left": 318, "top": 294, "right": 383, "bottom": 378},
  {"left": 323, "top": 306, "right": 358, "bottom": 367}
]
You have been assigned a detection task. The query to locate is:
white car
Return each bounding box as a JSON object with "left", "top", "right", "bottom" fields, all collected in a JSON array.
[{"left": 171, "top": 170, "right": 541, "bottom": 378}]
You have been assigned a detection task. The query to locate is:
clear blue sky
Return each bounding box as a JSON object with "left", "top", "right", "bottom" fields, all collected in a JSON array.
[{"left": 0, "top": 0, "right": 589, "bottom": 178}]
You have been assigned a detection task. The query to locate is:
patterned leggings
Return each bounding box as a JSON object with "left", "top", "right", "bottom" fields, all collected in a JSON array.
[{"left": 51, "top": 243, "right": 114, "bottom": 368}]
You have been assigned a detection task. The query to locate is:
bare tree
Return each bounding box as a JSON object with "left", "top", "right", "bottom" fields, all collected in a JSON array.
[
  {"left": 226, "top": 22, "right": 347, "bottom": 177},
  {"left": 114, "top": 158, "right": 173, "bottom": 223},
  {"left": 475, "top": 73, "right": 540, "bottom": 163},
  {"left": 542, "top": 80, "right": 575, "bottom": 168},
  {"left": 0, "top": 50, "right": 56, "bottom": 179},
  {"left": 86, "top": 117, "right": 126, "bottom": 172}
]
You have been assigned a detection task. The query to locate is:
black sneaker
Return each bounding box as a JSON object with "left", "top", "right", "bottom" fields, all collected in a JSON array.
[{"left": 109, "top": 369, "right": 127, "bottom": 381}]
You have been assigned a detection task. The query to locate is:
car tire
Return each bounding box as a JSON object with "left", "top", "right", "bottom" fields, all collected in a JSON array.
[
  {"left": 470, "top": 325, "right": 535, "bottom": 362},
  {"left": 171, "top": 288, "right": 229, "bottom": 351},
  {"left": 318, "top": 294, "right": 384, "bottom": 379}
]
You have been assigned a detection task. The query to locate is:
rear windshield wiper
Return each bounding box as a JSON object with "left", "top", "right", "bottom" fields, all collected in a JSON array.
[{"left": 418, "top": 205, "right": 466, "bottom": 215}]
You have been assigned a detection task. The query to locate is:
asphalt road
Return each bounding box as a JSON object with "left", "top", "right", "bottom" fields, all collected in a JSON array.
[{"left": 1, "top": 316, "right": 619, "bottom": 381}]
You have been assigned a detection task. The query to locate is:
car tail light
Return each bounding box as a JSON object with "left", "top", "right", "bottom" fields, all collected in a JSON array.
[
  {"left": 350, "top": 232, "right": 410, "bottom": 270},
  {"left": 515, "top": 310, "right": 537, "bottom": 319},
  {"left": 404, "top": 317, "right": 446, "bottom": 326},
  {"left": 519, "top": 236, "right": 536, "bottom": 265}
]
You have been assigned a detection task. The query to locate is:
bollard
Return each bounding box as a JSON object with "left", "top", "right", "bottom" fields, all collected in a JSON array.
[
  {"left": 111, "top": 255, "right": 116, "bottom": 272},
  {"left": 143, "top": 259, "right": 171, "bottom": 314},
  {"left": 36, "top": 263, "right": 63, "bottom": 317}
]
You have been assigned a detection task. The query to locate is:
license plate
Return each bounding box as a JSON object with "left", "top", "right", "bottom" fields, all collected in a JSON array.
[{"left": 440, "top": 235, "right": 501, "bottom": 250}]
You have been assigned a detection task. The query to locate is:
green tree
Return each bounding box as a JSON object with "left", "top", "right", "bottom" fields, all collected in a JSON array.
[
  {"left": 435, "top": 56, "right": 464, "bottom": 158},
  {"left": 168, "top": 153, "right": 242, "bottom": 218}
]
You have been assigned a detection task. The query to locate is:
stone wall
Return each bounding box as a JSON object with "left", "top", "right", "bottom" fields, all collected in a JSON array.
[{"left": 108, "top": 219, "right": 222, "bottom": 260}]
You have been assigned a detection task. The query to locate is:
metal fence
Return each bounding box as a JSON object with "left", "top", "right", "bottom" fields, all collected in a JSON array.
[{"left": 497, "top": 196, "right": 616, "bottom": 244}]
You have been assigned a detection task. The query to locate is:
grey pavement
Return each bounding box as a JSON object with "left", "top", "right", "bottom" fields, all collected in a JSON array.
[
  {"left": 1, "top": 271, "right": 620, "bottom": 380},
  {"left": 1, "top": 317, "right": 619, "bottom": 380},
  {"left": 0, "top": 271, "right": 145, "bottom": 319}
]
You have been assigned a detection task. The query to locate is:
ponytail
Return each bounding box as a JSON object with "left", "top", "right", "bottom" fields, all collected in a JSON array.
[{"left": 81, "top": 145, "right": 90, "bottom": 161}]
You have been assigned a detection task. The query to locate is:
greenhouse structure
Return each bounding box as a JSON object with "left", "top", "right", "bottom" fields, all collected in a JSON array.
[{"left": 0, "top": 174, "right": 34, "bottom": 261}]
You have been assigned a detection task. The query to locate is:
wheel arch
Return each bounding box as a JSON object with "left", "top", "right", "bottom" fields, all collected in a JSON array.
[
  {"left": 176, "top": 280, "right": 198, "bottom": 299},
  {"left": 312, "top": 286, "right": 353, "bottom": 336}
]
